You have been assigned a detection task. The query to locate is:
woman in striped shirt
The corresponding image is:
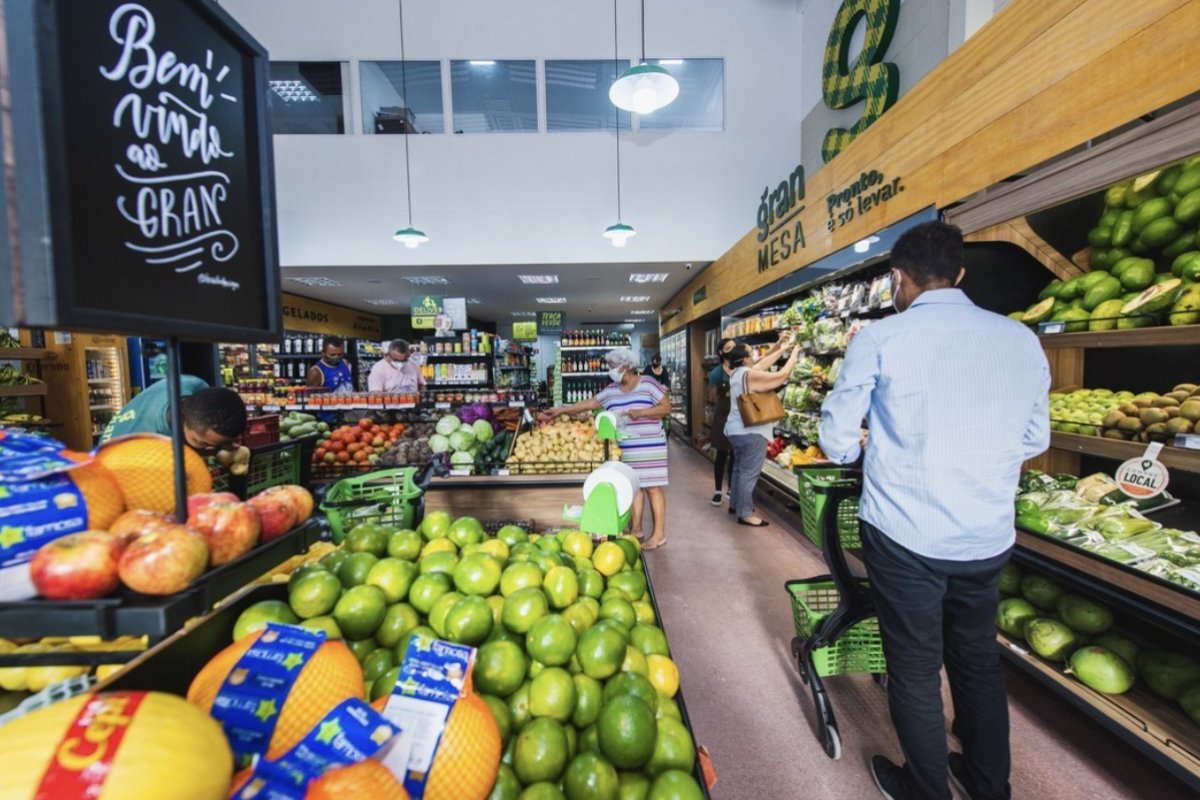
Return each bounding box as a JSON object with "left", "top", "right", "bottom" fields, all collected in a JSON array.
[{"left": 538, "top": 349, "right": 672, "bottom": 549}]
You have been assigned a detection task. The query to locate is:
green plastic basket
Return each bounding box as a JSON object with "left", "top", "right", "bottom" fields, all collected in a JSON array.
[
  {"left": 796, "top": 468, "right": 862, "bottom": 549},
  {"left": 244, "top": 442, "right": 302, "bottom": 496},
  {"left": 786, "top": 578, "right": 886, "bottom": 677},
  {"left": 321, "top": 467, "right": 423, "bottom": 542}
]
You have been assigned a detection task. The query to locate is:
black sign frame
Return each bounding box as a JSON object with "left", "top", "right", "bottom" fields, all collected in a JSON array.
[{"left": 6, "top": 0, "right": 281, "bottom": 342}]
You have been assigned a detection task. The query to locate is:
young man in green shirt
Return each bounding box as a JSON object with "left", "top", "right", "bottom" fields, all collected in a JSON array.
[{"left": 100, "top": 375, "right": 247, "bottom": 455}]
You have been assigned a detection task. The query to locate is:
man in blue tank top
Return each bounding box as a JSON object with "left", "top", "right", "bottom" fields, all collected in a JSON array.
[{"left": 306, "top": 336, "right": 353, "bottom": 393}]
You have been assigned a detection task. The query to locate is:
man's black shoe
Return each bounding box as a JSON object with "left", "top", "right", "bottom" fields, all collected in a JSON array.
[
  {"left": 949, "top": 752, "right": 1010, "bottom": 800},
  {"left": 870, "top": 755, "right": 912, "bottom": 800}
]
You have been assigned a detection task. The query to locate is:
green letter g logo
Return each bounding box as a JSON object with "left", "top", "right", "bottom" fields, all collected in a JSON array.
[{"left": 821, "top": 0, "right": 901, "bottom": 164}]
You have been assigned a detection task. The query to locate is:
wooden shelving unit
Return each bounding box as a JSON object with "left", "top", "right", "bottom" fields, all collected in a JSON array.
[
  {"left": 1049, "top": 432, "right": 1200, "bottom": 473},
  {"left": 0, "top": 383, "right": 48, "bottom": 397},
  {"left": 1038, "top": 326, "right": 1200, "bottom": 350}
]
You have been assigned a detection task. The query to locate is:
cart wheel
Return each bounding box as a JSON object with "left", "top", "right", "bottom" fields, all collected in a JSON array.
[
  {"left": 790, "top": 636, "right": 802, "bottom": 660},
  {"left": 797, "top": 656, "right": 810, "bottom": 685},
  {"left": 822, "top": 723, "right": 842, "bottom": 760},
  {"left": 872, "top": 673, "right": 889, "bottom": 689}
]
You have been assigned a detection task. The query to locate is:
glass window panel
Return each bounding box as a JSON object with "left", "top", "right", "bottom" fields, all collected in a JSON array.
[
  {"left": 546, "top": 60, "right": 631, "bottom": 132},
  {"left": 450, "top": 60, "right": 537, "bottom": 133},
  {"left": 637, "top": 58, "right": 724, "bottom": 132},
  {"left": 268, "top": 61, "right": 346, "bottom": 134},
  {"left": 361, "top": 61, "right": 444, "bottom": 134}
]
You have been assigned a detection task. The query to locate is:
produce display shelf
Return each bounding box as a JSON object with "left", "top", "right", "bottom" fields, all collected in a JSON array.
[
  {"left": 0, "top": 347, "right": 48, "bottom": 360},
  {"left": 761, "top": 461, "right": 800, "bottom": 499},
  {"left": 0, "top": 384, "right": 48, "bottom": 397},
  {"left": 0, "top": 520, "right": 327, "bottom": 641},
  {"left": 1049, "top": 432, "right": 1200, "bottom": 474},
  {"left": 998, "top": 631, "right": 1200, "bottom": 793},
  {"left": 774, "top": 429, "right": 816, "bottom": 447},
  {"left": 0, "top": 649, "right": 141, "bottom": 667},
  {"left": 1013, "top": 531, "right": 1200, "bottom": 644},
  {"left": 729, "top": 331, "right": 779, "bottom": 344},
  {"left": 1038, "top": 326, "right": 1200, "bottom": 350}
]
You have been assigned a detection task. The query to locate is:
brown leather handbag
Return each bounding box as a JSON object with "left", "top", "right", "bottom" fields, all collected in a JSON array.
[{"left": 736, "top": 369, "right": 786, "bottom": 426}]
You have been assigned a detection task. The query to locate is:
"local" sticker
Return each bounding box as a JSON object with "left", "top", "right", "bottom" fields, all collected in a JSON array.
[{"left": 1116, "top": 442, "right": 1170, "bottom": 500}]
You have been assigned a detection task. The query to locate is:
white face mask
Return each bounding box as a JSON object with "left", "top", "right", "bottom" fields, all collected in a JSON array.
[{"left": 608, "top": 367, "right": 624, "bottom": 383}]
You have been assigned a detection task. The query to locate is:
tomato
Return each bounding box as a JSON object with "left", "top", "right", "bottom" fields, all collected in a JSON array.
[
  {"left": 314, "top": 448, "right": 327, "bottom": 460},
  {"left": 359, "top": 418, "right": 373, "bottom": 430},
  {"left": 336, "top": 451, "right": 350, "bottom": 463},
  {"left": 329, "top": 441, "right": 346, "bottom": 453}
]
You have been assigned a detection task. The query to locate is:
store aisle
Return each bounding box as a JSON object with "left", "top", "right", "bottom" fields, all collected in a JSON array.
[{"left": 640, "top": 440, "right": 1192, "bottom": 800}]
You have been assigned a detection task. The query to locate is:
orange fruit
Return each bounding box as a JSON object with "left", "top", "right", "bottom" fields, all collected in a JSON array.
[
  {"left": 308, "top": 759, "right": 409, "bottom": 800},
  {"left": 187, "top": 629, "right": 364, "bottom": 763},
  {"left": 95, "top": 435, "right": 211, "bottom": 513}
]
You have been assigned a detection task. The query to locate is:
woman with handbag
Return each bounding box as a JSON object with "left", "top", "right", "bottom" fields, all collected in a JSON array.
[{"left": 725, "top": 341, "right": 801, "bottom": 527}]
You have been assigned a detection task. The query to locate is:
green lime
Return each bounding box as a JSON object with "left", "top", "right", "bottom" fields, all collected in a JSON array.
[
  {"left": 371, "top": 665, "right": 401, "bottom": 701},
  {"left": 481, "top": 693, "right": 514, "bottom": 748},
  {"left": 508, "top": 680, "right": 533, "bottom": 730},
  {"left": 345, "top": 523, "right": 390, "bottom": 556},
  {"left": 288, "top": 570, "right": 342, "bottom": 619},
  {"left": 419, "top": 550, "right": 459, "bottom": 576},
  {"left": 645, "top": 717, "right": 696, "bottom": 778},
  {"left": 461, "top": 544, "right": 483, "bottom": 556},
  {"left": 527, "top": 614, "right": 579, "bottom": 667},
  {"left": 608, "top": 572, "right": 647, "bottom": 602},
  {"left": 534, "top": 551, "right": 563, "bottom": 576},
  {"left": 448, "top": 516, "right": 486, "bottom": 548},
  {"left": 535, "top": 536, "right": 563, "bottom": 554},
  {"left": 571, "top": 674, "right": 604, "bottom": 728},
  {"left": 386, "top": 529, "right": 423, "bottom": 561},
  {"left": 562, "top": 531, "right": 595, "bottom": 559},
  {"left": 647, "top": 769, "right": 703, "bottom": 800},
  {"left": 614, "top": 538, "right": 640, "bottom": 567},
  {"left": 365, "top": 557, "right": 418, "bottom": 604},
  {"left": 445, "top": 595, "right": 495, "bottom": 645},
  {"left": 655, "top": 695, "right": 681, "bottom": 722},
  {"left": 565, "top": 724, "right": 579, "bottom": 759},
  {"left": 319, "top": 549, "right": 350, "bottom": 574},
  {"left": 623, "top": 646, "right": 648, "bottom": 676},
  {"left": 632, "top": 602, "right": 656, "bottom": 626},
  {"left": 393, "top": 625, "right": 437, "bottom": 663},
  {"left": 563, "top": 602, "right": 598, "bottom": 636},
  {"left": 487, "top": 623, "right": 525, "bottom": 648},
  {"left": 362, "top": 647, "right": 395, "bottom": 683},
  {"left": 603, "top": 672, "right": 658, "bottom": 712},
  {"left": 337, "top": 552, "right": 379, "bottom": 588},
  {"left": 577, "top": 625, "right": 627, "bottom": 680},
  {"left": 602, "top": 587, "right": 633, "bottom": 604},
  {"left": 579, "top": 724, "right": 601, "bottom": 756},
  {"left": 497, "top": 524, "right": 530, "bottom": 547},
  {"left": 419, "top": 510, "right": 452, "bottom": 541},
  {"left": 287, "top": 561, "right": 329, "bottom": 591},
  {"left": 592, "top": 542, "right": 626, "bottom": 577},
  {"left": 233, "top": 600, "right": 299, "bottom": 642},
  {"left": 454, "top": 552, "right": 504, "bottom": 596},
  {"left": 630, "top": 624, "right": 670, "bottom": 657},
  {"left": 298, "top": 615, "right": 342, "bottom": 639},
  {"left": 429, "top": 591, "right": 465, "bottom": 637},
  {"left": 597, "top": 695, "right": 656, "bottom": 769},
  {"left": 333, "top": 585, "right": 387, "bottom": 640},
  {"left": 514, "top": 717, "right": 569, "bottom": 785},
  {"left": 374, "top": 602, "right": 420, "bottom": 649},
  {"left": 564, "top": 752, "right": 619, "bottom": 800},
  {"left": 599, "top": 598, "right": 637, "bottom": 631},
  {"left": 408, "top": 572, "right": 452, "bottom": 615},
  {"left": 503, "top": 586, "right": 550, "bottom": 634},
  {"left": 530, "top": 667, "right": 577, "bottom": 723},
  {"left": 619, "top": 771, "right": 651, "bottom": 800},
  {"left": 480, "top": 538, "right": 510, "bottom": 561},
  {"left": 421, "top": 538, "right": 458, "bottom": 559},
  {"left": 346, "top": 636, "right": 377, "bottom": 662},
  {"left": 475, "top": 639, "right": 528, "bottom": 697},
  {"left": 489, "top": 763, "right": 522, "bottom": 800},
  {"left": 577, "top": 569, "right": 606, "bottom": 599},
  {"left": 529, "top": 659, "right": 546, "bottom": 680},
  {"left": 519, "top": 783, "right": 566, "bottom": 800},
  {"left": 578, "top": 597, "right": 601, "bottom": 619},
  {"left": 510, "top": 542, "right": 539, "bottom": 561},
  {"left": 487, "top": 594, "right": 506, "bottom": 625},
  {"left": 543, "top": 567, "right": 580, "bottom": 610},
  {"left": 502, "top": 563, "right": 545, "bottom": 597}
]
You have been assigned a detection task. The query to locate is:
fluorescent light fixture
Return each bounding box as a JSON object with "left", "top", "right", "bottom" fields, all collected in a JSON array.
[
  {"left": 394, "top": 228, "right": 430, "bottom": 249},
  {"left": 364, "top": 299, "right": 401, "bottom": 306},
  {"left": 269, "top": 79, "right": 319, "bottom": 103},
  {"left": 631, "top": 309, "right": 655, "bottom": 315},
  {"left": 287, "top": 277, "right": 342, "bottom": 287},
  {"left": 621, "top": 295, "right": 651, "bottom": 303},
  {"left": 536, "top": 297, "right": 567, "bottom": 304},
  {"left": 619, "top": 323, "right": 637, "bottom": 329},
  {"left": 404, "top": 275, "right": 448, "bottom": 285},
  {"left": 518, "top": 275, "right": 559, "bottom": 284},
  {"left": 469, "top": 60, "right": 497, "bottom": 66},
  {"left": 468, "top": 298, "right": 482, "bottom": 305},
  {"left": 629, "top": 272, "right": 669, "bottom": 283},
  {"left": 658, "top": 59, "right": 683, "bottom": 66},
  {"left": 609, "top": 63, "right": 679, "bottom": 114},
  {"left": 604, "top": 222, "right": 636, "bottom": 248},
  {"left": 853, "top": 235, "right": 881, "bottom": 254},
  {"left": 511, "top": 311, "right": 536, "bottom": 317}
]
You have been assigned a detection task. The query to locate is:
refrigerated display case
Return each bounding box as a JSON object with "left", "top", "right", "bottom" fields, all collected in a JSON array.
[
  {"left": 41, "top": 332, "right": 131, "bottom": 450},
  {"left": 661, "top": 328, "right": 688, "bottom": 439}
]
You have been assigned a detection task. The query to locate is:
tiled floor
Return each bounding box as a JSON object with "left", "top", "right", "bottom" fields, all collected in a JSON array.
[{"left": 639, "top": 440, "right": 1193, "bottom": 799}]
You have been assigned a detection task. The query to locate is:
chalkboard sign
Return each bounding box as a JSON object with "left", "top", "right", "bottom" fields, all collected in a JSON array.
[{"left": 2, "top": 0, "right": 280, "bottom": 341}]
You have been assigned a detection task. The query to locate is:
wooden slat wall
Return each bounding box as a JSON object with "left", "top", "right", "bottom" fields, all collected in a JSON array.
[{"left": 662, "top": 0, "right": 1200, "bottom": 333}]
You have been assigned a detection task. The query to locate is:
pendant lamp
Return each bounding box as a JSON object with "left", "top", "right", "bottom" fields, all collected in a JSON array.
[
  {"left": 609, "top": 0, "right": 679, "bottom": 114},
  {"left": 392, "top": 0, "right": 428, "bottom": 247},
  {"left": 605, "top": 0, "right": 636, "bottom": 247}
]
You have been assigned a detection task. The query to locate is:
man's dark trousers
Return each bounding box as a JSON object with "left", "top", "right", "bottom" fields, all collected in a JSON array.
[{"left": 860, "top": 521, "right": 1013, "bottom": 800}]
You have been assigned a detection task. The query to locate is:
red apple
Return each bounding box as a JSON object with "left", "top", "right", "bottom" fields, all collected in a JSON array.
[
  {"left": 265, "top": 485, "right": 314, "bottom": 523},
  {"left": 188, "top": 501, "right": 261, "bottom": 566},
  {"left": 117, "top": 524, "right": 209, "bottom": 595},
  {"left": 246, "top": 492, "right": 299, "bottom": 543},
  {"left": 108, "top": 509, "right": 176, "bottom": 545},
  {"left": 30, "top": 531, "right": 125, "bottom": 600},
  {"left": 187, "top": 491, "right": 240, "bottom": 520}
]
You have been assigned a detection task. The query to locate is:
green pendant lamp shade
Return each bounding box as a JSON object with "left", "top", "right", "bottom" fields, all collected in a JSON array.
[{"left": 609, "top": 62, "right": 679, "bottom": 114}]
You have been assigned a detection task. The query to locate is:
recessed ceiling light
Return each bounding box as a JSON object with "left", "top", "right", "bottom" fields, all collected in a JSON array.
[
  {"left": 364, "top": 299, "right": 401, "bottom": 306},
  {"left": 518, "top": 275, "right": 559, "bottom": 284},
  {"left": 631, "top": 309, "right": 656, "bottom": 315},
  {"left": 269, "top": 80, "right": 319, "bottom": 103},
  {"left": 511, "top": 311, "right": 536, "bottom": 317},
  {"left": 621, "top": 295, "right": 651, "bottom": 303},
  {"left": 629, "top": 273, "right": 670, "bottom": 283},
  {"left": 405, "top": 276, "right": 449, "bottom": 285},
  {"left": 288, "top": 277, "right": 342, "bottom": 287},
  {"left": 536, "top": 297, "right": 567, "bottom": 304}
]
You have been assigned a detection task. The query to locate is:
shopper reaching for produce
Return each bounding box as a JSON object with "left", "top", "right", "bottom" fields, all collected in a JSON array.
[
  {"left": 100, "top": 375, "right": 247, "bottom": 455},
  {"left": 367, "top": 339, "right": 425, "bottom": 393},
  {"left": 538, "top": 348, "right": 672, "bottom": 549},
  {"left": 818, "top": 221, "right": 1051, "bottom": 800}
]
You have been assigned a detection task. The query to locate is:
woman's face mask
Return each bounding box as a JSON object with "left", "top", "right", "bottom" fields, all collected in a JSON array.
[{"left": 608, "top": 366, "right": 624, "bottom": 383}]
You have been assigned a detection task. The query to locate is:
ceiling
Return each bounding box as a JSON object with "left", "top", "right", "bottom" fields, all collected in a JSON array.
[{"left": 281, "top": 260, "right": 710, "bottom": 329}]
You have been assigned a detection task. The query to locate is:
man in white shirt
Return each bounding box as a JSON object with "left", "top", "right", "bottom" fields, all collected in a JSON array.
[
  {"left": 820, "top": 222, "right": 1050, "bottom": 800},
  {"left": 367, "top": 339, "right": 425, "bottom": 393}
]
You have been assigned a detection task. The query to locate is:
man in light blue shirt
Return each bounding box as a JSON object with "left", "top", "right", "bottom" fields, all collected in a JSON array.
[{"left": 820, "top": 222, "right": 1049, "bottom": 800}]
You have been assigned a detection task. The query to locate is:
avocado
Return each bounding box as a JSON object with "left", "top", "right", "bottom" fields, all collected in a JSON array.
[
  {"left": 1082, "top": 276, "right": 1122, "bottom": 311},
  {"left": 1168, "top": 283, "right": 1200, "bottom": 326}
]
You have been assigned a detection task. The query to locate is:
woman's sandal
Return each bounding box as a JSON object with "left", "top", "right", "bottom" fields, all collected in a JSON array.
[
  {"left": 737, "top": 518, "right": 769, "bottom": 527},
  {"left": 642, "top": 540, "right": 668, "bottom": 551}
]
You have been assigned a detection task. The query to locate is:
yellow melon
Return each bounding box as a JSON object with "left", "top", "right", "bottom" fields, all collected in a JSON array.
[
  {"left": 95, "top": 436, "right": 212, "bottom": 513},
  {"left": 0, "top": 691, "right": 231, "bottom": 800}
]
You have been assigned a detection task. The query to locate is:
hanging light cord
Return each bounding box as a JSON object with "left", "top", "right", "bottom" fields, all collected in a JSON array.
[
  {"left": 399, "top": 0, "right": 414, "bottom": 227},
  {"left": 614, "top": 0, "right": 623, "bottom": 221},
  {"left": 640, "top": 0, "right": 647, "bottom": 64}
]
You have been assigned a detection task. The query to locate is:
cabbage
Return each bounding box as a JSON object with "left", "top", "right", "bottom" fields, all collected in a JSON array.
[
  {"left": 450, "top": 451, "right": 475, "bottom": 466},
  {"left": 429, "top": 434, "right": 451, "bottom": 453},
  {"left": 459, "top": 403, "right": 493, "bottom": 425},
  {"left": 472, "top": 419, "right": 494, "bottom": 443},
  {"left": 435, "top": 415, "right": 461, "bottom": 436},
  {"left": 448, "top": 428, "right": 476, "bottom": 452}
]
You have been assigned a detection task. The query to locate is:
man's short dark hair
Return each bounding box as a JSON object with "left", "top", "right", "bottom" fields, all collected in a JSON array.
[
  {"left": 323, "top": 336, "right": 344, "bottom": 351},
  {"left": 723, "top": 344, "right": 751, "bottom": 368},
  {"left": 890, "top": 221, "right": 964, "bottom": 287},
  {"left": 181, "top": 388, "right": 247, "bottom": 438},
  {"left": 390, "top": 339, "right": 410, "bottom": 354}
]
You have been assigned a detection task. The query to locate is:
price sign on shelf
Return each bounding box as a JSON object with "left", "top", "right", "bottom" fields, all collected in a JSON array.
[
  {"left": 1115, "top": 442, "right": 1170, "bottom": 500},
  {"left": 1037, "top": 321, "right": 1066, "bottom": 335},
  {"left": 435, "top": 402, "right": 451, "bottom": 410}
]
